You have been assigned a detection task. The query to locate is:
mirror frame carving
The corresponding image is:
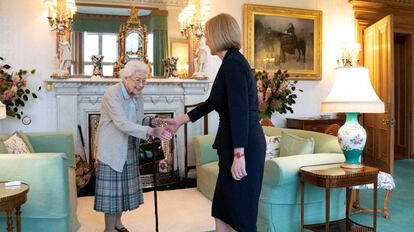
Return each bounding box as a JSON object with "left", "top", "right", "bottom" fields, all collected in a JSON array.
[{"left": 113, "top": 6, "right": 148, "bottom": 78}]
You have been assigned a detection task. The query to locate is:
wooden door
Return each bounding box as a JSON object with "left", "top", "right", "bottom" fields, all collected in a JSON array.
[{"left": 363, "top": 15, "right": 395, "bottom": 174}]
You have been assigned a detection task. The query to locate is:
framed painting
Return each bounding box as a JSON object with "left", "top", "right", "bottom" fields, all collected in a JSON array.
[{"left": 243, "top": 4, "right": 322, "bottom": 80}]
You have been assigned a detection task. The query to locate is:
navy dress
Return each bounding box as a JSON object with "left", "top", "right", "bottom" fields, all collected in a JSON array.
[{"left": 188, "top": 49, "right": 266, "bottom": 232}]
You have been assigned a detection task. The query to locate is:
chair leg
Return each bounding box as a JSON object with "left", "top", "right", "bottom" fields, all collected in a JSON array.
[
  {"left": 347, "top": 189, "right": 355, "bottom": 217},
  {"left": 354, "top": 189, "right": 360, "bottom": 208},
  {"left": 383, "top": 190, "right": 392, "bottom": 219}
]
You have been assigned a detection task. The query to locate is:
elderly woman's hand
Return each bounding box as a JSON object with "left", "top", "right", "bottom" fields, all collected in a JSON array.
[{"left": 147, "top": 127, "right": 173, "bottom": 141}]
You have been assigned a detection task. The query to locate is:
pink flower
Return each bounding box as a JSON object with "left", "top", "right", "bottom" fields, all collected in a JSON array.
[
  {"left": 256, "top": 80, "right": 264, "bottom": 92},
  {"left": 265, "top": 87, "right": 272, "bottom": 101},
  {"left": 12, "top": 75, "right": 20, "bottom": 84},
  {"left": 277, "top": 80, "right": 289, "bottom": 94},
  {"left": 11, "top": 85, "right": 18, "bottom": 94},
  {"left": 258, "top": 91, "right": 264, "bottom": 104},
  {"left": 267, "top": 72, "right": 274, "bottom": 81}
]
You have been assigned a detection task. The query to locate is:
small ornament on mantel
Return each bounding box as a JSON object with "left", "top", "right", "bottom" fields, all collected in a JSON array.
[
  {"left": 192, "top": 36, "right": 208, "bottom": 80},
  {"left": 163, "top": 57, "right": 179, "bottom": 78},
  {"left": 51, "top": 38, "right": 72, "bottom": 79},
  {"left": 91, "top": 55, "right": 104, "bottom": 79}
]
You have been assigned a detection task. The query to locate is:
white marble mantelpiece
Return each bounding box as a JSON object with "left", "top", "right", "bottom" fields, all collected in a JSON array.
[{"left": 45, "top": 77, "right": 211, "bottom": 177}]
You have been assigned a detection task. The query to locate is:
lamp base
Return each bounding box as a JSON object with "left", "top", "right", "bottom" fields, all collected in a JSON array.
[
  {"left": 340, "top": 163, "right": 364, "bottom": 169},
  {"left": 338, "top": 112, "right": 367, "bottom": 169}
]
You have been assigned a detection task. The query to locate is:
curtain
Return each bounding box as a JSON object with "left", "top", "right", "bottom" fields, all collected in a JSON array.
[
  {"left": 72, "top": 32, "right": 83, "bottom": 74},
  {"left": 142, "top": 15, "right": 168, "bottom": 77},
  {"left": 153, "top": 29, "right": 168, "bottom": 76}
]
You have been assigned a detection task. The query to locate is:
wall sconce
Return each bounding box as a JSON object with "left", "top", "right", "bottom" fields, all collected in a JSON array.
[
  {"left": 44, "top": 0, "right": 77, "bottom": 34},
  {"left": 178, "top": 0, "right": 210, "bottom": 40}
]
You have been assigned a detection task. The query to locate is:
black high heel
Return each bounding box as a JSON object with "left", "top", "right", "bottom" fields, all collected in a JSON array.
[{"left": 114, "top": 227, "right": 129, "bottom": 232}]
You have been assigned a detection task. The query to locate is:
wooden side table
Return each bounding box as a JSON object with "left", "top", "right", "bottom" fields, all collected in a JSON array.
[
  {"left": 299, "top": 164, "right": 379, "bottom": 232},
  {"left": 0, "top": 182, "right": 29, "bottom": 232},
  {"left": 286, "top": 117, "right": 345, "bottom": 133}
]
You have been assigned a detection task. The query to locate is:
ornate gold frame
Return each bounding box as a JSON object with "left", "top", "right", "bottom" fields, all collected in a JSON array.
[
  {"left": 243, "top": 4, "right": 322, "bottom": 80},
  {"left": 113, "top": 6, "right": 148, "bottom": 78}
]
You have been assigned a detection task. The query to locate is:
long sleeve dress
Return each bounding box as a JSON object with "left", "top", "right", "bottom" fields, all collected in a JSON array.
[{"left": 188, "top": 49, "right": 266, "bottom": 232}]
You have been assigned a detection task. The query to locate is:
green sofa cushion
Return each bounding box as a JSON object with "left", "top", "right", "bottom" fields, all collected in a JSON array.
[{"left": 280, "top": 131, "right": 315, "bottom": 157}]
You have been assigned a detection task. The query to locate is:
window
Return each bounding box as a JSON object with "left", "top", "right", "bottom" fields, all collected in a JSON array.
[
  {"left": 82, "top": 32, "right": 154, "bottom": 76},
  {"left": 83, "top": 32, "right": 118, "bottom": 76}
]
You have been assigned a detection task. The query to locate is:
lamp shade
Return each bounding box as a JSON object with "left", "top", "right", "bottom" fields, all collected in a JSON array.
[
  {"left": 321, "top": 67, "right": 384, "bottom": 113},
  {"left": 0, "top": 101, "right": 6, "bottom": 119}
]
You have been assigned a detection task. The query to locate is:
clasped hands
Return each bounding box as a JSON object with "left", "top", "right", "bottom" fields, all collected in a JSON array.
[{"left": 146, "top": 117, "right": 184, "bottom": 141}]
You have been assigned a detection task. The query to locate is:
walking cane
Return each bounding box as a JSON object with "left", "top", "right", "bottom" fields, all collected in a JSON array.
[
  {"left": 151, "top": 135, "right": 159, "bottom": 232},
  {"left": 142, "top": 116, "right": 160, "bottom": 232}
]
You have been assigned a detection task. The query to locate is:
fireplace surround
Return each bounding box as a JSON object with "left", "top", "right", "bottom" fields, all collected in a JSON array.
[{"left": 46, "top": 77, "right": 211, "bottom": 177}]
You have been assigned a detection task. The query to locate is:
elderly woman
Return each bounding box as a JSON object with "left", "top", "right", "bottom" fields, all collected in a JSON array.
[
  {"left": 165, "top": 14, "right": 266, "bottom": 232},
  {"left": 94, "top": 60, "right": 172, "bottom": 232}
]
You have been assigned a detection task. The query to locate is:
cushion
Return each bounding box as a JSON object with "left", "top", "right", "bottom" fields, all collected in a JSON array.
[
  {"left": 280, "top": 131, "right": 315, "bottom": 157},
  {"left": 3, "top": 131, "right": 35, "bottom": 154},
  {"left": 0, "top": 140, "right": 8, "bottom": 153},
  {"left": 265, "top": 135, "right": 281, "bottom": 160},
  {"left": 16, "top": 130, "right": 35, "bottom": 152}
]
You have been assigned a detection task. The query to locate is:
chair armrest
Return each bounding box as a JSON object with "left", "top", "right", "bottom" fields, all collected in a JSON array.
[
  {"left": 193, "top": 135, "right": 218, "bottom": 166},
  {"left": 263, "top": 153, "right": 345, "bottom": 187},
  {"left": 0, "top": 153, "right": 70, "bottom": 218},
  {"left": 26, "top": 132, "right": 75, "bottom": 168}
]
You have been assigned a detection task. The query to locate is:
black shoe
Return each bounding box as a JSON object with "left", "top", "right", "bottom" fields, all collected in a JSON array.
[{"left": 114, "top": 227, "right": 129, "bottom": 232}]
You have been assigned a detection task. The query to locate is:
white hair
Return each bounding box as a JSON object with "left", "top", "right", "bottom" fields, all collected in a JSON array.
[{"left": 119, "top": 60, "right": 149, "bottom": 80}]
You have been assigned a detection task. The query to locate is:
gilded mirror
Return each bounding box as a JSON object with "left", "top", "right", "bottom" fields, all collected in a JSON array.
[{"left": 114, "top": 6, "right": 148, "bottom": 77}]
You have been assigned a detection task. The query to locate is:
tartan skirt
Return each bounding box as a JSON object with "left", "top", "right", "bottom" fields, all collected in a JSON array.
[{"left": 94, "top": 137, "right": 144, "bottom": 213}]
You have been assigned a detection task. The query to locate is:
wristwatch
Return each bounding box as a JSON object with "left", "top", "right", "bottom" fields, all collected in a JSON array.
[{"left": 234, "top": 152, "right": 245, "bottom": 159}]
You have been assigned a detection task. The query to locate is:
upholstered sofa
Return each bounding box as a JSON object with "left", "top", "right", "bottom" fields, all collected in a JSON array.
[
  {"left": 193, "top": 126, "right": 346, "bottom": 232},
  {"left": 0, "top": 132, "right": 80, "bottom": 232}
]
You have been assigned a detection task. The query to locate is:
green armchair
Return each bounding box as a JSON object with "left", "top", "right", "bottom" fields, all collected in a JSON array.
[
  {"left": 0, "top": 132, "right": 80, "bottom": 232},
  {"left": 193, "top": 126, "right": 346, "bottom": 232}
]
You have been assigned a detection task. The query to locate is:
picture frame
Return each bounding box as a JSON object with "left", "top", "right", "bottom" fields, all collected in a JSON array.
[
  {"left": 243, "top": 4, "right": 322, "bottom": 80},
  {"left": 170, "top": 38, "right": 190, "bottom": 78}
]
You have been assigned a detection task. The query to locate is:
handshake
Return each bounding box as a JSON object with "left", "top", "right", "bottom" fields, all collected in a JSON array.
[{"left": 146, "top": 115, "right": 189, "bottom": 141}]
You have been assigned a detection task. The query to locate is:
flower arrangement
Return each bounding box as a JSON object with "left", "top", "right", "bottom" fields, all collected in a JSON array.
[
  {"left": 254, "top": 69, "right": 302, "bottom": 119},
  {"left": 0, "top": 57, "right": 40, "bottom": 119}
]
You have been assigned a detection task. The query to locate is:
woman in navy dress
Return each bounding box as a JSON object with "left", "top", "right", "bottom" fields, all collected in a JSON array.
[{"left": 166, "top": 13, "right": 266, "bottom": 232}]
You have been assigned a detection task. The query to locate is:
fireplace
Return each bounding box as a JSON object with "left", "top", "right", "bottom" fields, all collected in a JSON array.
[{"left": 46, "top": 77, "right": 211, "bottom": 177}]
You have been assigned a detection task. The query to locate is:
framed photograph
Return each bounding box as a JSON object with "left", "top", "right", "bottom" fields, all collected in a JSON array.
[
  {"left": 170, "top": 38, "right": 190, "bottom": 78},
  {"left": 243, "top": 4, "right": 322, "bottom": 80}
]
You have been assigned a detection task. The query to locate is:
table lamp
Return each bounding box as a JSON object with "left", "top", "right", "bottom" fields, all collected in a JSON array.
[
  {"left": 0, "top": 101, "right": 6, "bottom": 119},
  {"left": 321, "top": 67, "right": 384, "bottom": 169}
]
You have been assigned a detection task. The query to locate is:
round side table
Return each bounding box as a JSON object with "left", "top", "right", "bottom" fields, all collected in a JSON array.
[{"left": 0, "top": 182, "right": 29, "bottom": 232}]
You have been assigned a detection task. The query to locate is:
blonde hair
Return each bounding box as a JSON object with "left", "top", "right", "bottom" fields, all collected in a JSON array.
[
  {"left": 205, "top": 13, "right": 241, "bottom": 53},
  {"left": 119, "top": 60, "right": 149, "bottom": 80}
]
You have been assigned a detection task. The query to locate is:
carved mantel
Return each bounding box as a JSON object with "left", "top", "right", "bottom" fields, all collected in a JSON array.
[{"left": 45, "top": 77, "right": 211, "bottom": 177}]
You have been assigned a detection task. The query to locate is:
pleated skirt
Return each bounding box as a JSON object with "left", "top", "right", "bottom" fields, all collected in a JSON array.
[{"left": 94, "top": 137, "right": 144, "bottom": 213}]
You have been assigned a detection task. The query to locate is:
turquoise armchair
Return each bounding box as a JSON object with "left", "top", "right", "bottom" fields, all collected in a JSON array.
[
  {"left": 0, "top": 132, "right": 80, "bottom": 232},
  {"left": 193, "top": 126, "right": 346, "bottom": 232}
]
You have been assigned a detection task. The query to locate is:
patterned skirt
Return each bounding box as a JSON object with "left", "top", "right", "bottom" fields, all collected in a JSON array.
[{"left": 94, "top": 137, "right": 144, "bottom": 213}]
